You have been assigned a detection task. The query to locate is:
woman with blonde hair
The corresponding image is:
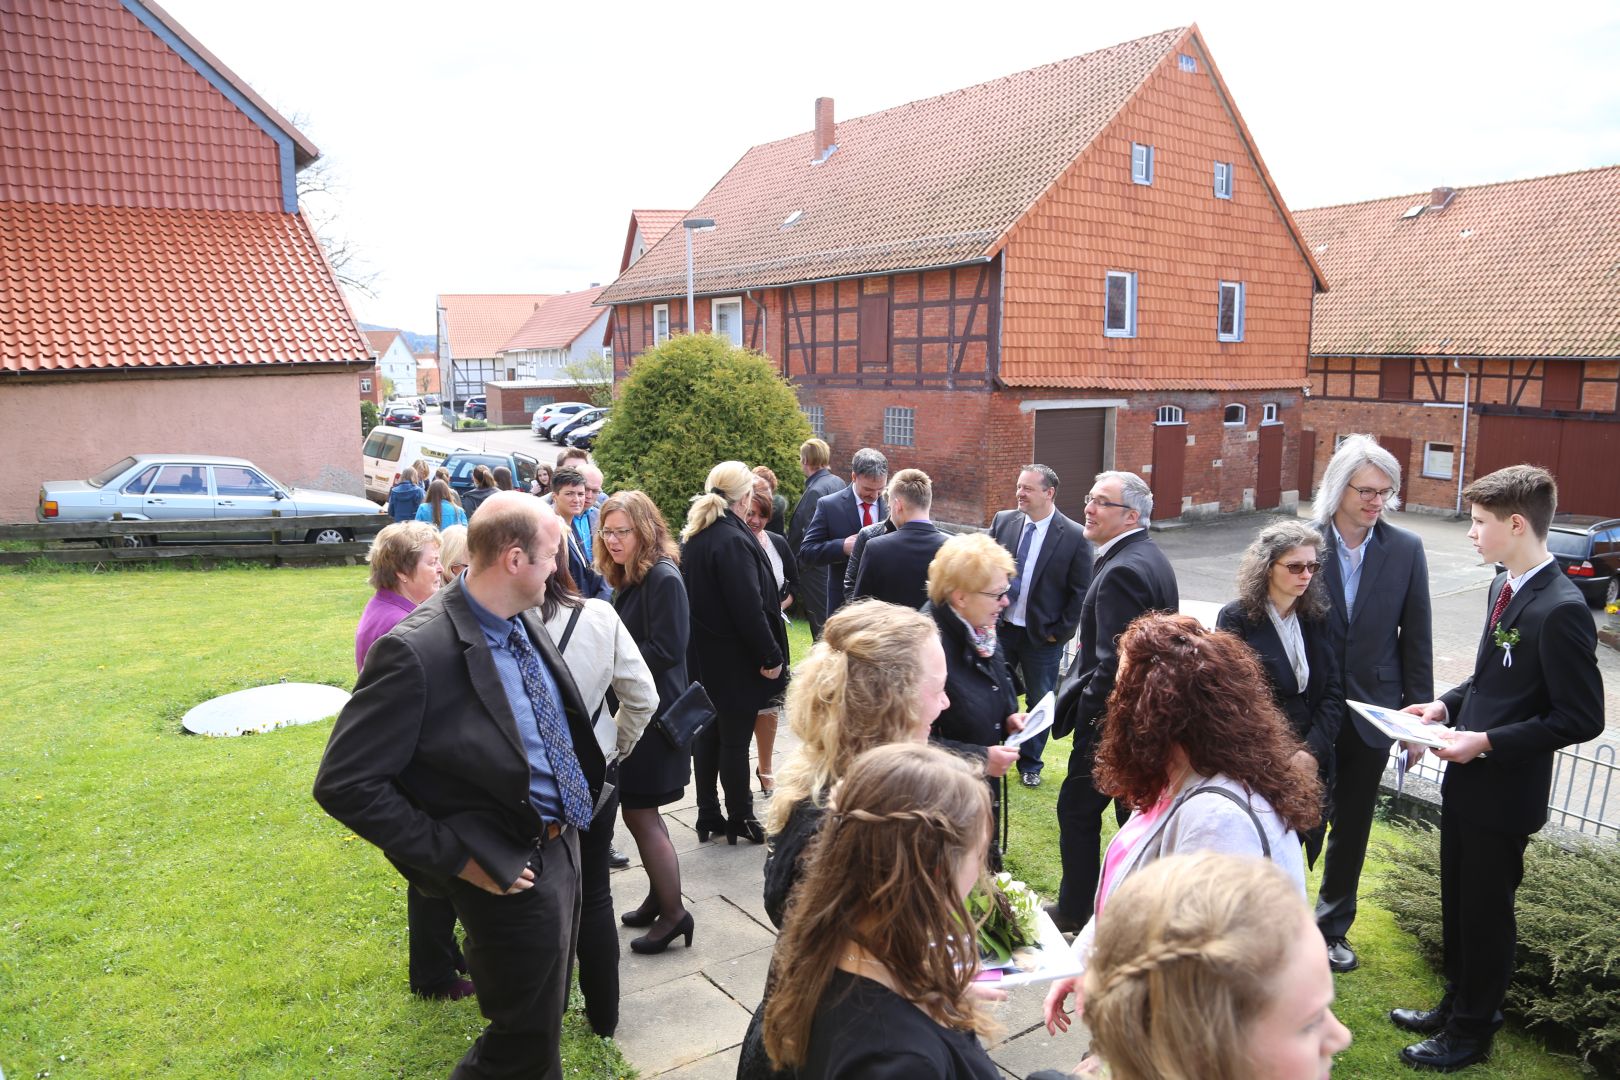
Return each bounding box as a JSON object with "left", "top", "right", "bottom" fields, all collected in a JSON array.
[
  {"left": 1077, "top": 852, "right": 1351, "bottom": 1080},
  {"left": 761, "top": 742, "right": 1001, "bottom": 1078},
  {"left": 680, "top": 461, "right": 788, "bottom": 845},
  {"left": 436, "top": 524, "right": 468, "bottom": 584}
]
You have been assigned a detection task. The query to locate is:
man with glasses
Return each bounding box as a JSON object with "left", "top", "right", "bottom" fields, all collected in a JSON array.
[
  {"left": 316, "top": 493, "right": 607, "bottom": 1079},
  {"left": 990, "top": 464, "right": 1094, "bottom": 787},
  {"left": 1311, "top": 435, "right": 1432, "bottom": 974},
  {"left": 1048, "top": 471, "right": 1179, "bottom": 934}
]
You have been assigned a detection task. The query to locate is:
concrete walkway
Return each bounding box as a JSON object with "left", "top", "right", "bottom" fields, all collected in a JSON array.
[{"left": 603, "top": 727, "right": 1088, "bottom": 1078}]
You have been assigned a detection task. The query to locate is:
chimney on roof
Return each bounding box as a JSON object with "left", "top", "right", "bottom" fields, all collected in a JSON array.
[
  {"left": 813, "top": 97, "right": 836, "bottom": 164},
  {"left": 589, "top": 282, "right": 599, "bottom": 288},
  {"left": 1429, "top": 186, "right": 1456, "bottom": 211}
]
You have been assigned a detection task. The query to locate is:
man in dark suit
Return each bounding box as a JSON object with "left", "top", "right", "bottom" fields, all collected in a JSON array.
[
  {"left": 1392, "top": 465, "right": 1602, "bottom": 1073},
  {"left": 550, "top": 467, "right": 609, "bottom": 601},
  {"left": 1048, "top": 471, "right": 1179, "bottom": 933},
  {"left": 990, "top": 464, "right": 1095, "bottom": 788},
  {"left": 1310, "top": 435, "right": 1433, "bottom": 974},
  {"left": 315, "top": 493, "right": 608, "bottom": 1080},
  {"left": 787, "top": 438, "right": 846, "bottom": 640},
  {"left": 798, "top": 447, "right": 888, "bottom": 619},
  {"left": 853, "top": 469, "right": 945, "bottom": 609}
]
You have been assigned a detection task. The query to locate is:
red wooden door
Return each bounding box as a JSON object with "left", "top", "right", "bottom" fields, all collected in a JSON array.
[
  {"left": 1297, "top": 429, "right": 1317, "bottom": 499},
  {"left": 1152, "top": 422, "right": 1186, "bottom": 519},
  {"left": 1379, "top": 435, "right": 1413, "bottom": 496},
  {"left": 1257, "top": 423, "right": 1283, "bottom": 508}
]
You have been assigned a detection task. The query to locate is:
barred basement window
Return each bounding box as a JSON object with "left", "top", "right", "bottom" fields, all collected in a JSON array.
[
  {"left": 883, "top": 406, "right": 915, "bottom": 447},
  {"left": 1156, "top": 405, "right": 1185, "bottom": 425},
  {"left": 803, "top": 404, "right": 825, "bottom": 438}
]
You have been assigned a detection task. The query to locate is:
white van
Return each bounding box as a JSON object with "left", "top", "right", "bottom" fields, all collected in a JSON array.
[{"left": 361, "top": 426, "right": 474, "bottom": 502}]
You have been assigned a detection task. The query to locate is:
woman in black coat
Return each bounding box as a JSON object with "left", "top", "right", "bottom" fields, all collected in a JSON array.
[
  {"left": 680, "top": 462, "right": 789, "bottom": 845},
  {"left": 745, "top": 483, "right": 799, "bottom": 794},
  {"left": 598, "top": 490, "right": 695, "bottom": 953},
  {"left": 1216, "top": 519, "right": 1344, "bottom": 865},
  {"left": 922, "top": 533, "right": 1027, "bottom": 865}
]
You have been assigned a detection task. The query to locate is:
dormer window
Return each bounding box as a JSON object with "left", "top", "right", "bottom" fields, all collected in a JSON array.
[{"left": 780, "top": 210, "right": 803, "bottom": 229}]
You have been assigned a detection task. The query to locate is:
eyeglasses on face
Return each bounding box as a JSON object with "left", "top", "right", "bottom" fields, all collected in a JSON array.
[
  {"left": 1352, "top": 485, "right": 1395, "bottom": 502},
  {"left": 1084, "top": 495, "right": 1132, "bottom": 510},
  {"left": 976, "top": 589, "right": 1011, "bottom": 601},
  {"left": 1277, "top": 560, "right": 1322, "bottom": 576},
  {"left": 600, "top": 527, "right": 636, "bottom": 541}
]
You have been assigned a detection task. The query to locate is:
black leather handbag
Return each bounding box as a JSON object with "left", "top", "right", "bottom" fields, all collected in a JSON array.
[{"left": 653, "top": 681, "right": 716, "bottom": 752}]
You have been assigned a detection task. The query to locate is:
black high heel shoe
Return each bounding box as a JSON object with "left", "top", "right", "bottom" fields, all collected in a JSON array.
[
  {"left": 620, "top": 896, "right": 659, "bottom": 928},
  {"left": 726, "top": 818, "right": 766, "bottom": 845},
  {"left": 630, "top": 911, "right": 695, "bottom": 955},
  {"left": 695, "top": 818, "right": 726, "bottom": 843}
]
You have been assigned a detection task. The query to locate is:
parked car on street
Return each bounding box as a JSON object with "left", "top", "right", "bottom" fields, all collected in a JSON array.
[
  {"left": 37, "top": 455, "right": 386, "bottom": 545},
  {"left": 421, "top": 394, "right": 440, "bottom": 408},
  {"left": 565, "top": 416, "right": 608, "bottom": 450},
  {"left": 382, "top": 403, "right": 423, "bottom": 430},
  {"left": 552, "top": 406, "right": 608, "bottom": 444},
  {"left": 1543, "top": 515, "right": 1620, "bottom": 606},
  {"left": 532, "top": 401, "right": 591, "bottom": 436},
  {"left": 463, "top": 395, "right": 487, "bottom": 420},
  {"left": 441, "top": 451, "right": 543, "bottom": 499}
]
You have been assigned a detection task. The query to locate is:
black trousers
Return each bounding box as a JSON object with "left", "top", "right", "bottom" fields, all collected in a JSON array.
[
  {"left": 1055, "top": 740, "right": 1112, "bottom": 921},
  {"left": 800, "top": 564, "right": 830, "bottom": 641},
  {"left": 447, "top": 829, "right": 580, "bottom": 1080},
  {"left": 406, "top": 883, "right": 465, "bottom": 993},
  {"left": 694, "top": 706, "right": 757, "bottom": 827},
  {"left": 1439, "top": 807, "right": 1528, "bottom": 1039},
  {"left": 1315, "top": 725, "right": 1391, "bottom": 938},
  {"left": 576, "top": 788, "right": 621, "bottom": 1037}
]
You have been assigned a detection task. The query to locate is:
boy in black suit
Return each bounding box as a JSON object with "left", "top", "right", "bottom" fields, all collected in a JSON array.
[
  {"left": 1393, "top": 465, "right": 1603, "bottom": 1072},
  {"left": 852, "top": 469, "right": 945, "bottom": 609}
]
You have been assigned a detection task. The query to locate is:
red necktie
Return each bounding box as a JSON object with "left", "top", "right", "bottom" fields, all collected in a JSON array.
[
  {"left": 861, "top": 502, "right": 873, "bottom": 527},
  {"left": 1488, "top": 581, "right": 1514, "bottom": 629}
]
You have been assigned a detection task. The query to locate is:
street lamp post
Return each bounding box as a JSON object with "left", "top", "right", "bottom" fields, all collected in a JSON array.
[{"left": 682, "top": 218, "right": 715, "bottom": 335}]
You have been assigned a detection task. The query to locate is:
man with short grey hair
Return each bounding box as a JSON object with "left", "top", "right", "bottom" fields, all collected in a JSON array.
[
  {"left": 1311, "top": 434, "right": 1432, "bottom": 974},
  {"left": 798, "top": 448, "right": 889, "bottom": 618},
  {"left": 1048, "top": 470, "right": 1179, "bottom": 933}
]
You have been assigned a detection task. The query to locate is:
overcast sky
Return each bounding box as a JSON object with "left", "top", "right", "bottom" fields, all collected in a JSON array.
[{"left": 158, "top": 0, "right": 1620, "bottom": 334}]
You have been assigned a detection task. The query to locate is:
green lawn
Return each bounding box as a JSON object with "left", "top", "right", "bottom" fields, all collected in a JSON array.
[{"left": 0, "top": 564, "right": 629, "bottom": 1079}]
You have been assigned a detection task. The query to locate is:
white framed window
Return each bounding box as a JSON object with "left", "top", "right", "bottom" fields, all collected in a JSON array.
[
  {"left": 803, "top": 404, "right": 825, "bottom": 438},
  {"left": 1261, "top": 402, "right": 1280, "bottom": 424},
  {"left": 1104, "top": 271, "right": 1138, "bottom": 338},
  {"left": 360, "top": 377, "right": 372, "bottom": 393},
  {"left": 1155, "top": 405, "right": 1185, "bottom": 425},
  {"left": 652, "top": 304, "right": 670, "bottom": 345},
  {"left": 1423, "top": 442, "right": 1456, "bottom": 479},
  {"left": 1214, "top": 161, "right": 1233, "bottom": 199},
  {"left": 711, "top": 297, "right": 743, "bottom": 346},
  {"left": 1217, "top": 281, "right": 1245, "bottom": 342},
  {"left": 1223, "top": 403, "right": 1246, "bottom": 425},
  {"left": 883, "top": 406, "right": 915, "bottom": 447},
  {"left": 1178, "top": 53, "right": 1198, "bottom": 73},
  {"left": 1131, "top": 143, "right": 1155, "bottom": 185}
]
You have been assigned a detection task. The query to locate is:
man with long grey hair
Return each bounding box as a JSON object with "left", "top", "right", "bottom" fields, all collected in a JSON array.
[{"left": 1310, "top": 434, "right": 1433, "bottom": 973}]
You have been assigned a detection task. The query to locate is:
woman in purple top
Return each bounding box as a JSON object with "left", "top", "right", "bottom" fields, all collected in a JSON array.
[{"left": 353, "top": 520, "right": 469, "bottom": 1000}]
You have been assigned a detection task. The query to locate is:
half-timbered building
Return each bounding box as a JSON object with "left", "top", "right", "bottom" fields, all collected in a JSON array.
[{"left": 599, "top": 26, "right": 1325, "bottom": 526}]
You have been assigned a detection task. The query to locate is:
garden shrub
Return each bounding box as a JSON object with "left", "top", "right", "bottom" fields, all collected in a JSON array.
[
  {"left": 594, "top": 334, "right": 812, "bottom": 528},
  {"left": 360, "top": 400, "right": 379, "bottom": 435},
  {"left": 1374, "top": 822, "right": 1620, "bottom": 1070}
]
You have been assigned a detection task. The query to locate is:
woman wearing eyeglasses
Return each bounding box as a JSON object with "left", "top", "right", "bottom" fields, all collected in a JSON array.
[
  {"left": 1216, "top": 519, "right": 1344, "bottom": 866},
  {"left": 922, "top": 532, "right": 1027, "bottom": 867}
]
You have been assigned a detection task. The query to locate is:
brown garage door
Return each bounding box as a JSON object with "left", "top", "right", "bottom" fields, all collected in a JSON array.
[
  {"left": 1034, "top": 409, "right": 1108, "bottom": 521},
  {"left": 1152, "top": 422, "right": 1186, "bottom": 518},
  {"left": 1474, "top": 413, "right": 1620, "bottom": 516}
]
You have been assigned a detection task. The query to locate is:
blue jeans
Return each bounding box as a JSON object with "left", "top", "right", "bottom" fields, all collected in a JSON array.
[{"left": 997, "top": 623, "right": 1063, "bottom": 774}]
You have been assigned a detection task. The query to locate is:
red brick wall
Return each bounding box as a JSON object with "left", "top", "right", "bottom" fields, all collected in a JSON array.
[
  {"left": 489, "top": 384, "right": 594, "bottom": 426},
  {"left": 1300, "top": 399, "right": 1476, "bottom": 513},
  {"left": 359, "top": 365, "right": 383, "bottom": 406}
]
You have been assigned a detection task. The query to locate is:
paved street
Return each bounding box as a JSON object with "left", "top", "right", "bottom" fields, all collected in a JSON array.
[{"left": 420, "top": 412, "right": 573, "bottom": 465}]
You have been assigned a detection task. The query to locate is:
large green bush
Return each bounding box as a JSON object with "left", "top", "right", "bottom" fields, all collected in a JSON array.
[
  {"left": 595, "top": 333, "right": 812, "bottom": 529},
  {"left": 360, "top": 399, "right": 380, "bottom": 435},
  {"left": 1374, "top": 822, "right": 1620, "bottom": 1071}
]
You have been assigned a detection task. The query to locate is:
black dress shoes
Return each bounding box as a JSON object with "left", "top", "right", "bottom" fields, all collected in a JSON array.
[
  {"left": 1043, "top": 902, "right": 1085, "bottom": 936},
  {"left": 1390, "top": 1004, "right": 1450, "bottom": 1035},
  {"left": 1400, "top": 1031, "right": 1491, "bottom": 1072},
  {"left": 607, "top": 844, "right": 631, "bottom": 869},
  {"left": 1325, "top": 936, "right": 1358, "bottom": 973}
]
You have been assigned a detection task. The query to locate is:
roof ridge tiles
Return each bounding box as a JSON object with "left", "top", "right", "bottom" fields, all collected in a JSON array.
[{"left": 1297, "top": 162, "right": 1620, "bottom": 213}]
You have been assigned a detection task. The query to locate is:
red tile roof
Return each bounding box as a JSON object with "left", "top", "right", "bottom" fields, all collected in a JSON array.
[
  {"left": 0, "top": 201, "right": 370, "bottom": 373},
  {"left": 362, "top": 329, "right": 402, "bottom": 357},
  {"left": 1295, "top": 165, "right": 1620, "bottom": 358},
  {"left": 501, "top": 287, "right": 608, "bottom": 352},
  {"left": 620, "top": 210, "right": 686, "bottom": 273},
  {"left": 601, "top": 29, "right": 1200, "bottom": 305},
  {"left": 437, "top": 294, "right": 554, "bottom": 360}
]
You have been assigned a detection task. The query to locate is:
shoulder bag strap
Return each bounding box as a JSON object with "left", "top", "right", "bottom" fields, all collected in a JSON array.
[
  {"left": 1182, "top": 784, "right": 1271, "bottom": 857},
  {"left": 553, "top": 606, "right": 603, "bottom": 725}
]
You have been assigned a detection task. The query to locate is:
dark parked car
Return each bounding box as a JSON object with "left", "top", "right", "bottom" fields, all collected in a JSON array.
[
  {"left": 552, "top": 407, "right": 608, "bottom": 444},
  {"left": 1543, "top": 515, "right": 1620, "bottom": 606},
  {"left": 463, "top": 395, "right": 487, "bottom": 420},
  {"left": 441, "top": 451, "right": 543, "bottom": 498},
  {"left": 383, "top": 404, "right": 423, "bottom": 431},
  {"left": 566, "top": 416, "right": 608, "bottom": 450}
]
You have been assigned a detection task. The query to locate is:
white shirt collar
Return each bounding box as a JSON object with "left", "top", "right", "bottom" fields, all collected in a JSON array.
[
  {"left": 1505, "top": 555, "right": 1555, "bottom": 593},
  {"left": 1094, "top": 526, "right": 1146, "bottom": 560}
]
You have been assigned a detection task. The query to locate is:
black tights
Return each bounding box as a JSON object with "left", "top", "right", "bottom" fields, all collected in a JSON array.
[{"left": 622, "top": 806, "right": 687, "bottom": 937}]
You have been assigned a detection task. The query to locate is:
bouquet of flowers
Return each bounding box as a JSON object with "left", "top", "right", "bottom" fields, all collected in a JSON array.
[{"left": 970, "top": 872, "right": 1043, "bottom": 965}]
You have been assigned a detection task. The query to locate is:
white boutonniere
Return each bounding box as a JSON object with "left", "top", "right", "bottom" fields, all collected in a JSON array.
[{"left": 1492, "top": 626, "right": 1521, "bottom": 668}]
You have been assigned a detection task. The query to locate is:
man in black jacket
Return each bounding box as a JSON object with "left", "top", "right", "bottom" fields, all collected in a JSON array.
[
  {"left": 786, "top": 438, "right": 846, "bottom": 640},
  {"left": 853, "top": 469, "right": 945, "bottom": 609},
  {"left": 990, "top": 464, "right": 1094, "bottom": 787},
  {"left": 1310, "top": 435, "right": 1433, "bottom": 974},
  {"left": 1392, "top": 466, "right": 1602, "bottom": 1073},
  {"left": 315, "top": 494, "right": 607, "bottom": 1080},
  {"left": 799, "top": 447, "right": 889, "bottom": 620},
  {"left": 1049, "top": 471, "right": 1179, "bottom": 932}
]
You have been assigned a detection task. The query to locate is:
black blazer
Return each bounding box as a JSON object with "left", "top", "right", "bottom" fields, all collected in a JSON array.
[
  {"left": 564, "top": 525, "right": 611, "bottom": 601},
  {"left": 925, "top": 600, "right": 1020, "bottom": 757},
  {"left": 843, "top": 518, "right": 897, "bottom": 598},
  {"left": 853, "top": 520, "right": 946, "bottom": 610},
  {"left": 990, "top": 509, "right": 1095, "bottom": 644},
  {"left": 1439, "top": 564, "right": 1604, "bottom": 835},
  {"left": 613, "top": 557, "right": 690, "bottom": 723},
  {"left": 762, "top": 530, "right": 800, "bottom": 609},
  {"left": 799, "top": 485, "right": 888, "bottom": 614},
  {"left": 787, "top": 468, "right": 844, "bottom": 553},
  {"left": 1053, "top": 530, "right": 1179, "bottom": 747},
  {"left": 1319, "top": 518, "right": 1434, "bottom": 746},
  {"left": 681, "top": 509, "right": 788, "bottom": 716},
  {"left": 314, "top": 583, "right": 606, "bottom": 893},
  {"left": 1215, "top": 601, "right": 1345, "bottom": 768}
]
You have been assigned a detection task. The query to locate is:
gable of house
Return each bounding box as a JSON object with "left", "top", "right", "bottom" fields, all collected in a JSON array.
[
  {"left": 620, "top": 211, "right": 684, "bottom": 273},
  {"left": 437, "top": 294, "right": 555, "bottom": 362}
]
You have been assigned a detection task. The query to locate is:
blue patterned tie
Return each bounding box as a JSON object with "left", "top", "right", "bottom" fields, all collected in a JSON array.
[
  {"left": 505, "top": 624, "right": 593, "bottom": 829},
  {"left": 1006, "top": 521, "right": 1037, "bottom": 604}
]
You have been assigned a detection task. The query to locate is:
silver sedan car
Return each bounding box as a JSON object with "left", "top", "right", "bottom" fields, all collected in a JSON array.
[{"left": 38, "top": 454, "right": 386, "bottom": 545}]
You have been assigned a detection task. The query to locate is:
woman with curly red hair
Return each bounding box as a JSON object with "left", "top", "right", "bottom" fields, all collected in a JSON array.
[{"left": 1043, "top": 611, "right": 1323, "bottom": 1040}]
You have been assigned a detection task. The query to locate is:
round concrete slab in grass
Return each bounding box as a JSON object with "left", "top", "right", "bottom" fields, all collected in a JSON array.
[{"left": 182, "top": 682, "right": 350, "bottom": 737}]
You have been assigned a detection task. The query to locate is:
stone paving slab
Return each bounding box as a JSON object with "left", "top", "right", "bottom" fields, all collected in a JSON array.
[
  {"left": 700, "top": 942, "right": 775, "bottom": 1013},
  {"left": 615, "top": 971, "right": 752, "bottom": 1077},
  {"left": 671, "top": 836, "right": 768, "bottom": 905},
  {"left": 990, "top": 1020, "right": 1089, "bottom": 1079},
  {"left": 615, "top": 894, "right": 777, "bottom": 998},
  {"left": 648, "top": 1044, "right": 743, "bottom": 1079}
]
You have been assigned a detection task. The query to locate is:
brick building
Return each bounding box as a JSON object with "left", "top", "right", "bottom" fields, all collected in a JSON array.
[
  {"left": 598, "top": 27, "right": 1325, "bottom": 526},
  {"left": 1295, "top": 166, "right": 1620, "bottom": 516}
]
